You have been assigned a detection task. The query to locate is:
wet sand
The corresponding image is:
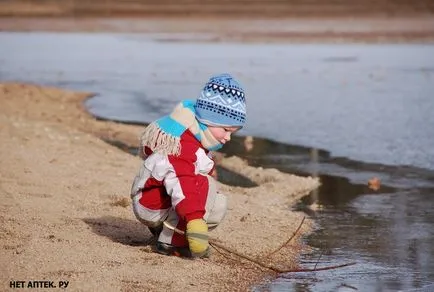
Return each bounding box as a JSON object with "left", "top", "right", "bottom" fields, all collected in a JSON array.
[{"left": 0, "top": 83, "right": 319, "bottom": 291}]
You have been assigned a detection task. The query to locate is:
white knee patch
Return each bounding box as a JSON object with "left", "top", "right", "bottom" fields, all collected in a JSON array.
[{"left": 132, "top": 194, "right": 170, "bottom": 227}]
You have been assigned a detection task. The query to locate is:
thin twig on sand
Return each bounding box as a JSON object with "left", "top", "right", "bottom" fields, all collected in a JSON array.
[
  {"left": 209, "top": 241, "right": 281, "bottom": 273},
  {"left": 264, "top": 216, "right": 306, "bottom": 259}
]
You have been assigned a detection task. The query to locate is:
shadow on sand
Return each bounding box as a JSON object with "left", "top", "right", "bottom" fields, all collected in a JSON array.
[{"left": 83, "top": 216, "right": 154, "bottom": 247}]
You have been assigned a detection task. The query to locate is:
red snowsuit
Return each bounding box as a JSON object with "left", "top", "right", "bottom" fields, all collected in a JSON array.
[{"left": 131, "top": 130, "right": 225, "bottom": 247}]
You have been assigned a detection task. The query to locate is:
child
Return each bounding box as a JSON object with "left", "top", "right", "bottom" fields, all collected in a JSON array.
[{"left": 130, "top": 73, "right": 246, "bottom": 258}]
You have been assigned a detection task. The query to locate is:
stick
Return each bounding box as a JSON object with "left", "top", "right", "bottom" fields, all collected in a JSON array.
[
  {"left": 210, "top": 241, "right": 356, "bottom": 274},
  {"left": 163, "top": 222, "right": 280, "bottom": 272},
  {"left": 314, "top": 249, "right": 324, "bottom": 270},
  {"left": 163, "top": 221, "right": 185, "bottom": 235},
  {"left": 264, "top": 216, "right": 306, "bottom": 259},
  {"left": 209, "top": 241, "right": 282, "bottom": 273},
  {"left": 279, "top": 262, "right": 357, "bottom": 274},
  {"left": 163, "top": 221, "right": 356, "bottom": 274}
]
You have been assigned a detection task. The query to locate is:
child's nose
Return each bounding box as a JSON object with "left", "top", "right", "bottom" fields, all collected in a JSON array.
[{"left": 225, "top": 133, "right": 231, "bottom": 141}]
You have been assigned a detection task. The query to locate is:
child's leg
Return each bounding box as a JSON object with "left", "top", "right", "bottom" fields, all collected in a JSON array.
[
  {"left": 203, "top": 175, "right": 228, "bottom": 230},
  {"left": 158, "top": 208, "right": 188, "bottom": 247},
  {"left": 131, "top": 187, "right": 171, "bottom": 229},
  {"left": 131, "top": 164, "right": 171, "bottom": 229}
]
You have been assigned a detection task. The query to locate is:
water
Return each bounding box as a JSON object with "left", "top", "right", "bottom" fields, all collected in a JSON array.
[
  {"left": 1, "top": 32, "right": 434, "bottom": 169},
  {"left": 1, "top": 32, "right": 434, "bottom": 291}
]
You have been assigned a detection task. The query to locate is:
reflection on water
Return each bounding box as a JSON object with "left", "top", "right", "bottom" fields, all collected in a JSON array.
[{"left": 221, "top": 136, "right": 434, "bottom": 292}]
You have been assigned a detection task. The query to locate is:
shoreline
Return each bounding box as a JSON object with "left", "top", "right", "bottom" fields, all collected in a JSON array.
[
  {"left": 0, "top": 83, "right": 319, "bottom": 291},
  {"left": 2, "top": 16, "right": 434, "bottom": 43}
]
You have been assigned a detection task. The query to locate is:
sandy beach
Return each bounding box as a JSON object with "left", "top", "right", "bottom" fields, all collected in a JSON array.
[{"left": 0, "top": 83, "right": 319, "bottom": 291}]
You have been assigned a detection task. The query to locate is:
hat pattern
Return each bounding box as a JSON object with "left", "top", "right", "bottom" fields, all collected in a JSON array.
[{"left": 195, "top": 73, "right": 246, "bottom": 127}]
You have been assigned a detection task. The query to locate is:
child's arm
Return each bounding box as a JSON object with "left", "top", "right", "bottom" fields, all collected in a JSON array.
[
  {"left": 163, "top": 156, "right": 206, "bottom": 222},
  {"left": 163, "top": 155, "right": 210, "bottom": 257}
]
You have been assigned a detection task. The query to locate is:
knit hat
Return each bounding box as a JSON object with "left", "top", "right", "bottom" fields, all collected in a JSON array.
[{"left": 194, "top": 73, "right": 246, "bottom": 127}]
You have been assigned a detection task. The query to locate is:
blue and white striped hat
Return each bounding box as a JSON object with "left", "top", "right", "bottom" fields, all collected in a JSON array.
[{"left": 194, "top": 73, "right": 246, "bottom": 128}]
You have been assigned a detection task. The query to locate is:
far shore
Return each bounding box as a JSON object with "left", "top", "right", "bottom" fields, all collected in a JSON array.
[{"left": 1, "top": 15, "right": 434, "bottom": 43}]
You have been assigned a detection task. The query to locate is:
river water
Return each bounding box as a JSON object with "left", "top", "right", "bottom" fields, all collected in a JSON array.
[{"left": 1, "top": 32, "right": 433, "bottom": 291}]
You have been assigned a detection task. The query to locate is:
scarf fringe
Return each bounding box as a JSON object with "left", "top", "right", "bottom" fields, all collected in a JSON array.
[
  {"left": 139, "top": 100, "right": 222, "bottom": 156},
  {"left": 140, "top": 123, "right": 181, "bottom": 156}
]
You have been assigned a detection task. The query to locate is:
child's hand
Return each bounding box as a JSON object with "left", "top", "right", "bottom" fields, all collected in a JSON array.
[
  {"left": 210, "top": 168, "right": 218, "bottom": 180},
  {"left": 186, "top": 219, "right": 209, "bottom": 258}
]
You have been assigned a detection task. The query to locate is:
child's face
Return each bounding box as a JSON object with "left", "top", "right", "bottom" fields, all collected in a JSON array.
[{"left": 208, "top": 126, "right": 240, "bottom": 145}]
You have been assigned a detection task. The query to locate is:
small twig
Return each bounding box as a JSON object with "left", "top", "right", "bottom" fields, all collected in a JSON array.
[
  {"left": 209, "top": 241, "right": 233, "bottom": 261},
  {"left": 209, "top": 241, "right": 281, "bottom": 273},
  {"left": 279, "top": 262, "right": 357, "bottom": 274},
  {"left": 338, "top": 283, "right": 358, "bottom": 291},
  {"left": 210, "top": 242, "right": 269, "bottom": 273},
  {"left": 313, "top": 249, "right": 324, "bottom": 271},
  {"left": 264, "top": 216, "right": 306, "bottom": 259},
  {"left": 163, "top": 221, "right": 185, "bottom": 235}
]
